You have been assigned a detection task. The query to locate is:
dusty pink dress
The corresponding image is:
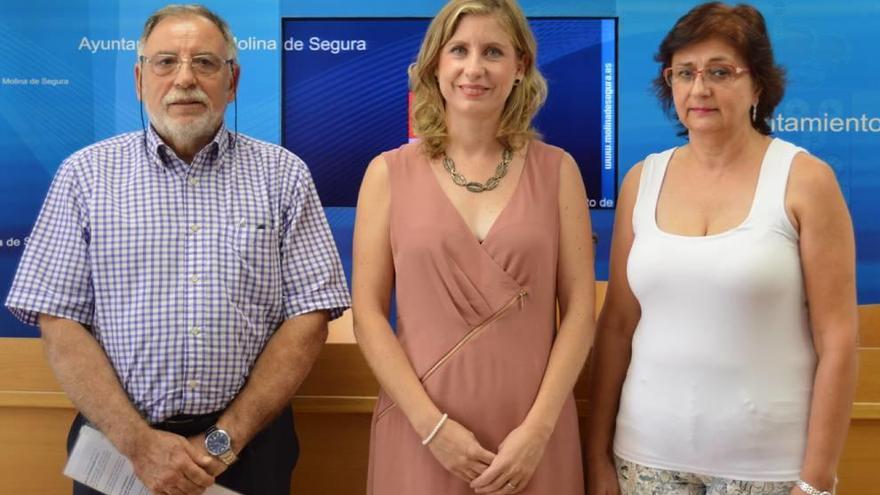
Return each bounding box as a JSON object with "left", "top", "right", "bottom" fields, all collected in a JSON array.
[{"left": 366, "top": 141, "right": 584, "bottom": 494}]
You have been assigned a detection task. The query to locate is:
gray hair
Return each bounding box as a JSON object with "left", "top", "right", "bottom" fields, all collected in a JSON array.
[{"left": 138, "top": 4, "right": 238, "bottom": 62}]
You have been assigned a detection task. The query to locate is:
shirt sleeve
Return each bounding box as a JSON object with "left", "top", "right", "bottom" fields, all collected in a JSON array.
[
  {"left": 278, "top": 154, "right": 351, "bottom": 321},
  {"left": 5, "top": 158, "right": 94, "bottom": 327}
]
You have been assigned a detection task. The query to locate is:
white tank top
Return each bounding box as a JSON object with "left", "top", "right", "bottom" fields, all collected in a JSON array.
[{"left": 614, "top": 138, "right": 816, "bottom": 481}]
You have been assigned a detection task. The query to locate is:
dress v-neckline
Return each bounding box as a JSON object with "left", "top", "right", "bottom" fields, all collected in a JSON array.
[{"left": 425, "top": 143, "right": 531, "bottom": 246}]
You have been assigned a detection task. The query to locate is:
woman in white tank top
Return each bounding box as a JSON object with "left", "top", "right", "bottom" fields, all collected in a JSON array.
[{"left": 586, "top": 3, "right": 858, "bottom": 495}]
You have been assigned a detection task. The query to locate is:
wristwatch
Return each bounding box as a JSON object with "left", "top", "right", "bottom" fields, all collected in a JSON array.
[
  {"left": 796, "top": 480, "right": 831, "bottom": 495},
  {"left": 204, "top": 425, "right": 238, "bottom": 465}
]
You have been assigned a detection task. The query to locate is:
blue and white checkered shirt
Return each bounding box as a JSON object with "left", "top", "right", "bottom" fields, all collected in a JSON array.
[{"left": 6, "top": 125, "right": 350, "bottom": 423}]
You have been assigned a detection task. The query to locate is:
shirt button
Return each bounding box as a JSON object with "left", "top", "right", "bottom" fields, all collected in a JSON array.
[
  {"left": 188, "top": 177, "right": 199, "bottom": 186},
  {"left": 190, "top": 274, "right": 200, "bottom": 284},
  {"left": 190, "top": 326, "right": 202, "bottom": 336},
  {"left": 190, "top": 224, "right": 201, "bottom": 233},
  {"left": 187, "top": 380, "right": 199, "bottom": 390}
]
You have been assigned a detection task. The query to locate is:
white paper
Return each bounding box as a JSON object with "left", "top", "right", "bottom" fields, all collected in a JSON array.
[{"left": 64, "top": 424, "right": 241, "bottom": 495}]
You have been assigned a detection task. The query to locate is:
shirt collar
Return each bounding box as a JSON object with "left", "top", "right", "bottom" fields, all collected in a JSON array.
[{"left": 144, "top": 123, "right": 233, "bottom": 169}]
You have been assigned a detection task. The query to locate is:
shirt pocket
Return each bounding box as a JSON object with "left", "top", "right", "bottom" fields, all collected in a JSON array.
[{"left": 224, "top": 224, "right": 283, "bottom": 328}]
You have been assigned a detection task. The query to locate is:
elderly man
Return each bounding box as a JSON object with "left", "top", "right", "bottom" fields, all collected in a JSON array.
[{"left": 5, "top": 4, "right": 350, "bottom": 495}]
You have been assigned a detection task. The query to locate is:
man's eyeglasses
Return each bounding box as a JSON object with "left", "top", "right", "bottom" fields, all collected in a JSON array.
[
  {"left": 139, "top": 54, "right": 233, "bottom": 77},
  {"left": 663, "top": 63, "right": 749, "bottom": 87}
]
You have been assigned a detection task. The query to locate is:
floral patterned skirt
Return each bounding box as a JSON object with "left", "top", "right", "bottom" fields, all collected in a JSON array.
[{"left": 614, "top": 456, "right": 799, "bottom": 495}]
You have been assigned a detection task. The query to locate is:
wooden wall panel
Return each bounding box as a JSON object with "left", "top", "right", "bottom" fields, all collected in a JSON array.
[
  {"left": 290, "top": 413, "right": 372, "bottom": 494},
  {"left": 2, "top": 407, "right": 878, "bottom": 495},
  {"left": 0, "top": 407, "right": 75, "bottom": 494},
  {"left": 836, "top": 419, "right": 880, "bottom": 494},
  {"left": 856, "top": 348, "right": 880, "bottom": 403},
  {"left": 860, "top": 304, "right": 880, "bottom": 347},
  {"left": 1, "top": 298, "right": 878, "bottom": 495}
]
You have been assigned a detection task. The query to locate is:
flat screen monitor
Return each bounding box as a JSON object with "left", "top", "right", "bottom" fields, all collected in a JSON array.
[{"left": 281, "top": 17, "right": 617, "bottom": 208}]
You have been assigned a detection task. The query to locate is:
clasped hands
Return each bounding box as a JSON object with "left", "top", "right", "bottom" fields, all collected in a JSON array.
[
  {"left": 427, "top": 418, "right": 550, "bottom": 494},
  {"left": 124, "top": 427, "right": 231, "bottom": 495}
]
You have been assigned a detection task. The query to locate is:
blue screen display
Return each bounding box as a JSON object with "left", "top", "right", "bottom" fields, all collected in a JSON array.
[
  {"left": 281, "top": 17, "right": 617, "bottom": 208},
  {"left": 3, "top": 1, "right": 878, "bottom": 337}
]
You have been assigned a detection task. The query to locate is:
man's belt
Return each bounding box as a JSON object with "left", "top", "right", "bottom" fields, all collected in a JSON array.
[{"left": 152, "top": 410, "right": 223, "bottom": 437}]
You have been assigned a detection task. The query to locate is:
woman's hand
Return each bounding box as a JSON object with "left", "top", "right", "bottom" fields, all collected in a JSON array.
[
  {"left": 469, "top": 423, "right": 550, "bottom": 494},
  {"left": 426, "top": 418, "right": 496, "bottom": 483},
  {"left": 586, "top": 454, "right": 620, "bottom": 495}
]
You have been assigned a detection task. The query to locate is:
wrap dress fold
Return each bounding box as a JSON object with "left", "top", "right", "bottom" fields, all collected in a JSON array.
[{"left": 367, "top": 141, "right": 584, "bottom": 494}]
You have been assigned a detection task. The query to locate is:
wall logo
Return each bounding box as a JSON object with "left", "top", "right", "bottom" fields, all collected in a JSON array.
[
  {"left": 771, "top": 113, "right": 880, "bottom": 133},
  {"left": 78, "top": 37, "right": 139, "bottom": 53},
  {"left": 76, "top": 35, "right": 363, "bottom": 54}
]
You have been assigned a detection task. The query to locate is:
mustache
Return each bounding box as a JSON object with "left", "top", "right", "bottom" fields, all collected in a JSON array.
[{"left": 163, "top": 89, "right": 210, "bottom": 107}]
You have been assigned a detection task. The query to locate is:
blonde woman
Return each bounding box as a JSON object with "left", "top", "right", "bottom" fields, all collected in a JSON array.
[{"left": 353, "top": 0, "right": 595, "bottom": 493}]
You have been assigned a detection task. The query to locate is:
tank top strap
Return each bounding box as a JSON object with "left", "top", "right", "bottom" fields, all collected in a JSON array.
[
  {"left": 748, "top": 138, "right": 806, "bottom": 237},
  {"left": 632, "top": 147, "right": 676, "bottom": 235}
]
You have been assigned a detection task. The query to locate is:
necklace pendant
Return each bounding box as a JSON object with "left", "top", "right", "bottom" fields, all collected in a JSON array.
[
  {"left": 441, "top": 147, "right": 513, "bottom": 194},
  {"left": 466, "top": 182, "right": 486, "bottom": 193}
]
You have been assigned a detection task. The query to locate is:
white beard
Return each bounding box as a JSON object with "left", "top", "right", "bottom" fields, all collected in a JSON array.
[{"left": 147, "top": 88, "right": 224, "bottom": 150}]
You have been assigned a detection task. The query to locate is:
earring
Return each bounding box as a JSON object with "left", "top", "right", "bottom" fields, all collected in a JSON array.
[
  {"left": 751, "top": 102, "right": 758, "bottom": 123},
  {"left": 514, "top": 78, "right": 521, "bottom": 86}
]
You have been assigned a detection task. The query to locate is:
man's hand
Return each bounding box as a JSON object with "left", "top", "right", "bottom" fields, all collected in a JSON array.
[
  {"left": 187, "top": 432, "right": 231, "bottom": 478},
  {"left": 37, "top": 315, "right": 218, "bottom": 493},
  {"left": 125, "top": 428, "right": 215, "bottom": 495}
]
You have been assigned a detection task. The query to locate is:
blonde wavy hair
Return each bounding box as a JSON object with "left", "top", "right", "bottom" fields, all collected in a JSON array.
[{"left": 409, "top": 0, "right": 547, "bottom": 158}]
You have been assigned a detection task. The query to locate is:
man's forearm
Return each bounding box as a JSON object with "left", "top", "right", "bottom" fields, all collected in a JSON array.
[
  {"left": 38, "top": 315, "right": 151, "bottom": 456},
  {"left": 217, "top": 310, "right": 329, "bottom": 451}
]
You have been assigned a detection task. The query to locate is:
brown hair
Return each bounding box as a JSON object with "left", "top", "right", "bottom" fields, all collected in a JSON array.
[
  {"left": 409, "top": 0, "right": 547, "bottom": 158},
  {"left": 654, "top": 2, "right": 785, "bottom": 135}
]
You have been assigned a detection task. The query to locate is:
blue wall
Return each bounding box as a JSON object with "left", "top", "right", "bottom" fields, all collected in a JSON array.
[{"left": 1, "top": 1, "right": 877, "bottom": 336}]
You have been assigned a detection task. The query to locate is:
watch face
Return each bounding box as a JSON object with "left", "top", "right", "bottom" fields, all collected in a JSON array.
[{"left": 205, "top": 429, "right": 230, "bottom": 455}]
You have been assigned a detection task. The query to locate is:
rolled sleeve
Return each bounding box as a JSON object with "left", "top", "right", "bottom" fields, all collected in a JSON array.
[
  {"left": 5, "top": 159, "right": 94, "bottom": 327},
  {"left": 279, "top": 156, "right": 350, "bottom": 321}
]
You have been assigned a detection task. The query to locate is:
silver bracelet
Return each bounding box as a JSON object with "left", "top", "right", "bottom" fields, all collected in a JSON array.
[
  {"left": 796, "top": 479, "right": 832, "bottom": 495},
  {"left": 421, "top": 413, "right": 449, "bottom": 446}
]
